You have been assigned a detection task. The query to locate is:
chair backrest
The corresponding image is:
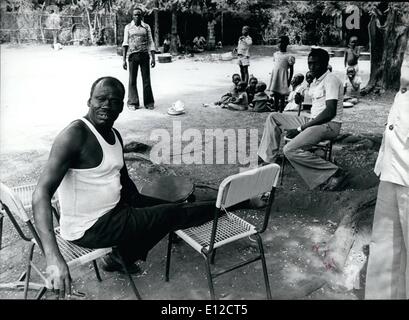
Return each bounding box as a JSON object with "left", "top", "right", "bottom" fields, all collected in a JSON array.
[
  {"left": 216, "top": 163, "right": 280, "bottom": 209},
  {"left": 0, "top": 182, "right": 31, "bottom": 223}
]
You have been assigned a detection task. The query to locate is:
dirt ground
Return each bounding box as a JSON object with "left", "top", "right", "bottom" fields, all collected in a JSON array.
[{"left": 0, "top": 44, "right": 395, "bottom": 300}]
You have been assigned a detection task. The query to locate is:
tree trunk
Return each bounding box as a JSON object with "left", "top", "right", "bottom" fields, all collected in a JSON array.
[
  {"left": 361, "top": 15, "right": 384, "bottom": 94},
  {"left": 153, "top": 3, "right": 160, "bottom": 49},
  {"left": 170, "top": 5, "right": 178, "bottom": 54},
  {"left": 85, "top": 8, "right": 94, "bottom": 44},
  {"left": 221, "top": 12, "right": 224, "bottom": 44},
  {"left": 379, "top": 8, "right": 409, "bottom": 90},
  {"left": 362, "top": 5, "right": 409, "bottom": 94},
  {"left": 207, "top": 19, "right": 216, "bottom": 50}
]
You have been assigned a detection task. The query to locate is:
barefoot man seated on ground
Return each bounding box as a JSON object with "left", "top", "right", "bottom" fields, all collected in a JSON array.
[
  {"left": 257, "top": 48, "right": 348, "bottom": 191},
  {"left": 32, "top": 76, "right": 268, "bottom": 298},
  {"left": 32, "top": 77, "right": 219, "bottom": 298}
]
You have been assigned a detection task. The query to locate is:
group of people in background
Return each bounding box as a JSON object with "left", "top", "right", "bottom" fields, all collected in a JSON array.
[{"left": 213, "top": 27, "right": 364, "bottom": 116}]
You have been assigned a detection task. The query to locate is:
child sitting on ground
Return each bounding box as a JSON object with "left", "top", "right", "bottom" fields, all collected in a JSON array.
[
  {"left": 226, "top": 81, "right": 248, "bottom": 111},
  {"left": 246, "top": 76, "right": 258, "bottom": 104},
  {"left": 344, "top": 66, "right": 362, "bottom": 106},
  {"left": 215, "top": 73, "right": 241, "bottom": 106},
  {"left": 284, "top": 73, "right": 305, "bottom": 112},
  {"left": 248, "top": 82, "right": 272, "bottom": 112}
]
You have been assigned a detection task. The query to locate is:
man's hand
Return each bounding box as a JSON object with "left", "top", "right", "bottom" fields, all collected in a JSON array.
[
  {"left": 286, "top": 128, "right": 300, "bottom": 139},
  {"left": 151, "top": 59, "right": 156, "bottom": 68},
  {"left": 46, "top": 255, "right": 72, "bottom": 299},
  {"left": 123, "top": 61, "right": 127, "bottom": 70}
]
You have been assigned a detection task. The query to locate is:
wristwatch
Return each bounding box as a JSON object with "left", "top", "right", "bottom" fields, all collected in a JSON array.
[{"left": 297, "top": 126, "right": 302, "bottom": 132}]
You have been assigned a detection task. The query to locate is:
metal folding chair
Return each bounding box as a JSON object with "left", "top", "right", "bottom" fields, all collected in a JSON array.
[
  {"left": 165, "top": 163, "right": 280, "bottom": 300},
  {"left": 0, "top": 182, "right": 141, "bottom": 299}
]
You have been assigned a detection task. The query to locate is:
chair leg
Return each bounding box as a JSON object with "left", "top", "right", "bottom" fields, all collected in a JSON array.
[
  {"left": 328, "top": 144, "right": 333, "bottom": 162},
  {"left": 254, "top": 233, "right": 272, "bottom": 300},
  {"left": 116, "top": 254, "right": 142, "bottom": 300},
  {"left": 210, "top": 249, "right": 217, "bottom": 265},
  {"left": 280, "top": 156, "right": 286, "bottom": 186},
  {"left": 93, "top": 260, "right": 102, "bottom": 282},
  {"left": 0, "top": 212, "right": 3, "bottom": 250},
  {"left": 24, "top": 242, "right": 35, "bottom": 299},
  {"left": 35, "top": 286, "right": 47, "bottom": 300},
  {"left": 165, "top": 232, "right": 173, "bottom": 282},
  {"left": 203, "top": 253, "right": 216, "bottom": 300}
]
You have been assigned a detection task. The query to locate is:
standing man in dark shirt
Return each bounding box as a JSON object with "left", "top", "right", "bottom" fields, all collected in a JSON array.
[{"left": 122, "top": 7, "right": 156, "bottom": 110}]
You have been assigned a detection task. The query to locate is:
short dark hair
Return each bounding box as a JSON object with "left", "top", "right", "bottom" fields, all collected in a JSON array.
[
  {"left": 232, "top": 73, "right": 241, "bottom": 80},
  {"left": 238, "top": 81, "right": 247, "bottom": 89},
  {"left": 294, "top": 73, "right": 305, "bottom": 83},
  {"left": 308, "top": 48, "right": 329, "bottom": 67},
  {"left": 132, "top": 5, "right": 145, "bottom": 15},
  {"left": 90, "top": 77, "right": 125, "bottom": 99},
  {"left": 256, "top": 82, "right": 267, "bottom": 92},
  {"left": 279, "top": 35, "right": 289, "bottom": 45}
]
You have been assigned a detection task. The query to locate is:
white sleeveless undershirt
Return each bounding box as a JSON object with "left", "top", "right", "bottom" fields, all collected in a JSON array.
[{"left": 58, "top": 118, "right": 124, "bottom": 241}]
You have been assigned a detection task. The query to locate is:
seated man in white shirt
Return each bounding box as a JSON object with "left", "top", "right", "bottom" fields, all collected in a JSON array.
[
  {"left": 365, "top": 53, "right": 409, "bottom": 300},
  {"left": 258, "top": 48, "right": 347, "bottom": 191}
]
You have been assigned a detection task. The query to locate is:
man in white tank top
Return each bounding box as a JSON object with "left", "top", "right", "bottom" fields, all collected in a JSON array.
[{"left": 32, "top": 77, "right": 216, "bottom": 298}]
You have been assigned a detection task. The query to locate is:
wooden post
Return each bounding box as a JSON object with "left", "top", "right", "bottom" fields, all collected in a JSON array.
[
  {"left": 154, "top": 2, "right": 160, "bottom": 49},
  {"left": 170, "top": 3, "right": 178, "bottom": 54},
  {"left": 221, "top": 11, "right": 224, "bottom": 44},
  {"left": 114, "top": 13, "right": 117, "bottom": 46}
]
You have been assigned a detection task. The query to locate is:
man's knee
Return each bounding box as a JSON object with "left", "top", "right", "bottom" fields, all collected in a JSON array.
[
  {"left": 266, "top": 113, "right": 281, "bottom": 127},
  {"left": 283, "top": 143, "right": 294, "bottom": 158},
  {"left": 283, "top": 142, "right": 300, "bottom": 159}
]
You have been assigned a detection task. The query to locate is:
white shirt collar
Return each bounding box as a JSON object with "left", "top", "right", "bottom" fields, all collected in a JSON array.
[{"left": 314, "top": 70, "right": 330, "bottom": 84}]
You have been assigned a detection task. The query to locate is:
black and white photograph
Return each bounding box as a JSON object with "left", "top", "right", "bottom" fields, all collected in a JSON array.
[{"left": 0, "top": 0, "right": 408, "bottom": 305}]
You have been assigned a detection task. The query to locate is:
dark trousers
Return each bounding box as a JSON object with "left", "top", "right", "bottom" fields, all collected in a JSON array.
[
  {"left": 273, "top": 92, "right": 286, "bottom": 113},
  {"left": 128, "top": 52, "right": 154, "bottom": 108},
  {"left": 72, "top": 195, "right": 215, "bottom": 264}
]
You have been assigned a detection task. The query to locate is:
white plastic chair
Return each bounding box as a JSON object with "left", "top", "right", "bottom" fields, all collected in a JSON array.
[
  {"left": 165, "top": 163, "right": 281, "bottom": 300},
  {"left": 0, "top": 182, "right": 141, "bottom": 299}
]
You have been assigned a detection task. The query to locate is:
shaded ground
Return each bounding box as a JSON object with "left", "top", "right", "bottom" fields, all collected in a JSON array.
[{"left": 0, "top": 44, "right": 395, "bottom": 300}]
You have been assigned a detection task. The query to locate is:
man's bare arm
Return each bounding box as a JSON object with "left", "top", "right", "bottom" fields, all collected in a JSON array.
[
  {"left": 123, "top": 46, "right": 128, "bottom": 70},
  {"left": 32, "top": 122, "right": 85, "bottom": 298}
]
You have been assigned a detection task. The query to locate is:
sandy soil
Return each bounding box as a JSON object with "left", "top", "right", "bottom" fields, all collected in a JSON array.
[{"left": 0, "top": 44, "right": 394, "bottom": 300}]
